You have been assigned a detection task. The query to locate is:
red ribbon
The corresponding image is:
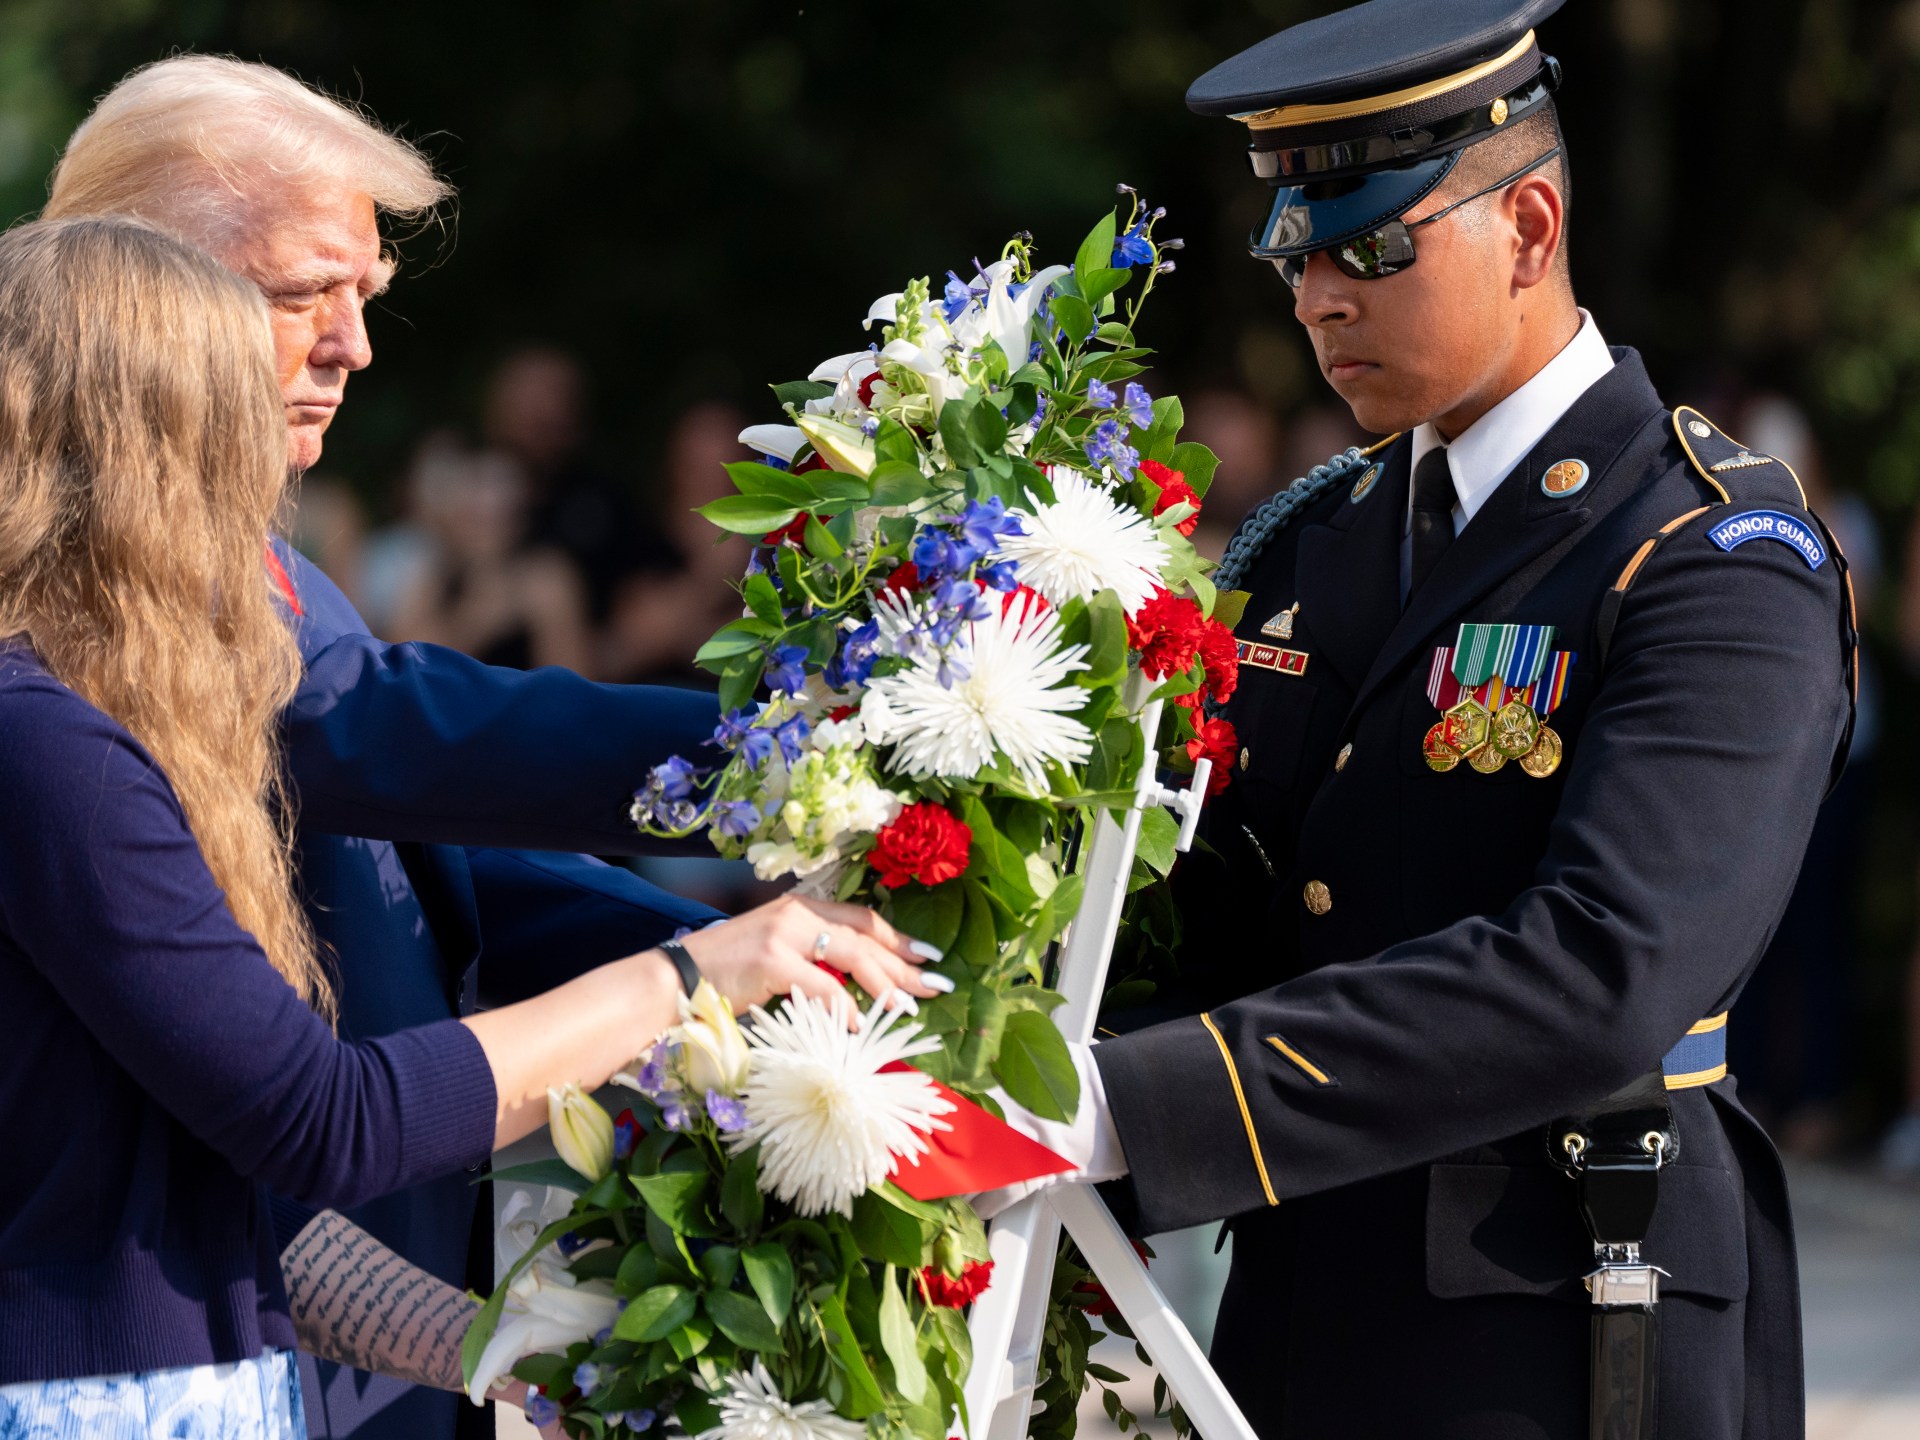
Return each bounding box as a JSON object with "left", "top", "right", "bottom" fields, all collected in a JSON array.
[
  {"left": 884, "top": 1064, "right": 1076, "bottom": 1200},
  {"left": 264, "top": 545, "right": 303, "bottom": 616}
]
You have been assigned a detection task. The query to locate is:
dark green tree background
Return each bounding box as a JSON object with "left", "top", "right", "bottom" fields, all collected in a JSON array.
[{"left": 3, "top": 0, "right": 1917, "bottom": 1115}]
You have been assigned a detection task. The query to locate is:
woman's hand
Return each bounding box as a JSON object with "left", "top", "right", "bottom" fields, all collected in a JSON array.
[{"left": 676, "top": 894, "right": 951, "bottom": 1015}]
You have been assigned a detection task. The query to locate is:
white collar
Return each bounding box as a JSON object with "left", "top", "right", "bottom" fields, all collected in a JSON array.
[{"left": 1406, "top": 309, "right": 1614, "bottom": 534}]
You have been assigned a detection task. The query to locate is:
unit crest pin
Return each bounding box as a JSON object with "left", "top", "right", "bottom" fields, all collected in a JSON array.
[{"left": 1261, "top": 602, "right": 1301, "bottom": 641}]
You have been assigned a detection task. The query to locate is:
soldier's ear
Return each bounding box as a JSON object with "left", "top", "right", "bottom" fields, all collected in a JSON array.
[{"left": 1507, "top": 175, "right": 1565, "bottom": 293}]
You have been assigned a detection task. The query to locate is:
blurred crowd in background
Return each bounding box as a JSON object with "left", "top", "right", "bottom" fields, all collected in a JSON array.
[{"left": 6, "top": 0, "right": 1920, "bottom": 1174}]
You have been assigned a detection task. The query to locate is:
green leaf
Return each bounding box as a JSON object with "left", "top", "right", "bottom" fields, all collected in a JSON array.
[
  {"left": 1076, "top": 210, "right": 1119, "bottom": 292},
  {"left": 808, "top": 473, "right": 872, "bottom": 504},
  {"left": 991, "top": 1010, "right": 1081, "bottom": 1123},
  {"left": 1136, "top": 804, "right": 1180, "bottom": 877},
  {"left": 1141, "top": 396, "right": 1185, "bottom": 464},
  {"left": 616, "top": 1244, "right": 664, "bottom": 1296},
  {"left": 458, "top": 1283, "right": 508, "bottom": 1393},
  {"left": 675, "top": 1389, "right": 722, "bottom": 1436},
  {"left": 698, "top": 494, "right": 802, "bottom": 535},
  {"left": 1213, "top": 588, "right": 1252, "bottom": 630},
  {"left": 818, "top": 1293, "right": 886, "bottom": 1419},
  {"left": 723, "top": 460, "right": 815, "bottom": 506},
  {"left": 699, "top": 1242, "right": 741, "bottom": 1290},
  {"left": 613, "top": 1284, "right": 698, "bottom": 1342},
  {"left": 742, "top": 1243, "right": 795, "bottom": 1327},
  {"left": 878, "top": 1267, "right": 930, "bottom": 1404},
  {"left": 1082, "top": 266, "right": 1132, "bottom": 308},
  {"left": 720, "top": 1147, "right": 765, "bottom": 1234},
  {"left": 717, "top": 655, "right": 759, "bottom": 716},
  {"left": 852, "top": 1188, "right": 931, "bottom": 1266},
  {"left": 772, "top": 380, "right": 834, "bottom": 409},
  {"left": 1053, "top": 294, "right": 1095, "bottom": 346},
  {"left": 967, "top": 399, "right": 1009, "bottom": 456},
  {"left": 1081, "top": 588, "right": 1128, "bottom": 689},
  {"left": 887, "top": 880, "right": 965, "bottom": 955},
  {"left": 956, "top": 878, "right": 1000, "bottom": 966},
  {"left": 693, "top": 622, "right": 774, "bottom": 664},
  {"left": 873, "top": 418, "right": 919, "bottom": 466},
  {"left": 666, "top": 1310, "right": 714, "bottom": 1361},
  {"left": 802, "top": 514, "right": 845, "bottom": 560},
  {"left": 1167, "top": 440, "right": 1220, "bottom": 498},
  {"left": 635, "top": 1170, "right": 708, "bottom": 1232},
  {"left": 957, "top": 796, "right": 1035, "bottom": 912},
  {"left": 742, "top": 573, "right": 783, "bottom": 624},
  {"left": 869, "top": 459, "right": 934, "bottom": 508},
  {"left": 938, "top": 397, "right": 983, "bottom": 468},
  {"left": 1005, "top": 383, "right": 1039, "bottom": 427},
  {"left": 955, "top": 984, "right": 1009, "bottom": 1085},
  {"left": 706, "top": 1287, "right": 786, "bottom": 1354},
  {"left": 482, "top": 1157, "right": 589, "bottom": 1192}
]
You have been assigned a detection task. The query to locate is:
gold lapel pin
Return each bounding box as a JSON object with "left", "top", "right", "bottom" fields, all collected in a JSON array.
[{"left": 1260, "top": 602, "right": 1301, "bottom": 640}]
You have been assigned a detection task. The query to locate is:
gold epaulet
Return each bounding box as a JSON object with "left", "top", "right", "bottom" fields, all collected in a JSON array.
[
  {"left": 1670, "top": 406, "right": 1807, "bottom": 508},
  {"left": 1358, "top": 432, "right": 1402, "bottom": 458}
]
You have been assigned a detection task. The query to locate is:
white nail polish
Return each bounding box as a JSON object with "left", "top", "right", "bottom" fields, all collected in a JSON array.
[
  {"left": 921, "top": 972, "right": 957, "bottom": 994},
  {"left": 909, "top": 939, "right": 946, "bottom": 962}
]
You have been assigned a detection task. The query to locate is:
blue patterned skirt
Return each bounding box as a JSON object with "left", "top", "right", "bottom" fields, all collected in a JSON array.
[{"left": 0, "top": 1349, "right": 303, "bottom": 1440}]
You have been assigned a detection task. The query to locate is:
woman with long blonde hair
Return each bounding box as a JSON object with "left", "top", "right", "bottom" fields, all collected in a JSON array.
[{"left": 0, "top": 217, "right": 942, "bottom": 1437}]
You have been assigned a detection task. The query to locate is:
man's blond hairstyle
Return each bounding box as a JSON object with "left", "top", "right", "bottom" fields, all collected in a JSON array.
[{"left": 43, "top": 54, "right": 449, "bottom": 255}]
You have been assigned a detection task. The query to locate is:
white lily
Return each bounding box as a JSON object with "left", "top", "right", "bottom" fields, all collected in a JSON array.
[
  {"left": 465, "top": 1256, "right": 621, "bottom": 1403},
  {"left": 678, "top": 978, "right": 752, "bottom": 1095},
  {"left": 738, "top": 423, "right": 808, "bottom": 464},
  {"left": 547, "top": 1084, "right": 615, "bottom": 1183},
  {"left": 985, "top": 263, "right": 1069, "bottom": 371}
]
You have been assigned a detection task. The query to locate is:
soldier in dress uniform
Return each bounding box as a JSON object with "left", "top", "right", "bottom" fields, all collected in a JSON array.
[{"left": 1076, "top": 2, "right": 1856, "bottom": 1436}]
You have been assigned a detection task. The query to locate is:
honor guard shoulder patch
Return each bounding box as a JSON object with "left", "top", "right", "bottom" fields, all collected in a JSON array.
[
  {"left": 1672, "top": 406, "right": 1808, "bottom": 510},
  {"left": 1706, "top": 509, "right": 1827, "bottom": 570}
]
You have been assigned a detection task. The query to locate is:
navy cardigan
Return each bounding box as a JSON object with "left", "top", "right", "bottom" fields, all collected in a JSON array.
[{"left": 0, "top": 647, "right": 497, "bottom": 1384}]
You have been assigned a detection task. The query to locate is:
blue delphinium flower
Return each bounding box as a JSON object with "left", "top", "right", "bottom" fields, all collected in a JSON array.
[
  {"left": 711, "top": 708, "right": 776, "bottom": 767},
  {"left": 773, "top": 714, "right": 811, "bottom": 763},
  {"left": 958, "top": 496, "right": 1024, "bottom": 554},
  {"left": 574, "top": 1363, "right": 609, "bottom": 1397},
  {"left": 712, "top": 799, "right": 759, "bottom": 838},
  {"left": 911, "top": 526, "right": 964, "bottom": 579},
  {"left": 706, "top": 1089, "right": 748, "bottom": 1132},
  {"left": 763, "top": 643, "right": 808, "bottom": 695},
  {"left": 942, "top": 272, "right": 975, "bottom": 322},
  {"left": 525, "top": 1392, "right": 559, "bottom": 1428},
  {"left": 619, "top": 1410, "right": 657, "bottom": 1434},
  {"left": 1086, "top": 377, "right": 1117, "bottom": 409},
  {"left": 661, "top": 1096, "right": 693, "bottom": 1132},
  {"left": 756, "top": 453, "right": 792, "bottom": 472},
  {"left": 1086, "top": 418, "right": 1140, "bottom": 478},
  {"left": 1124, "top": 381, "right": 1154, "bottom": 428},
  {"left": 978, "top": 558, "right": 1021, "bottom": 592},
  {"left": 593, "top": 1324, "right": 614, "bottom": 1346},
  {"left": 1113, "top": 222, "right": 1155, "bottom": 267},
  {"left": 652, "top": 755, "right": 698, "bottom": 801},
  {"left": 825, "top": 618, "right": 881, "bottom": 689},
  {"left": 612, "top": 1109, "right": 640, "bottom": 1159},
  {"left": 556, "top": 1230, "right": 593, "bottom": 1258},
  {"left": 632, "top": 1049, "right": 674, "bottom": 1099},
  {"left": 1032, "top": 390, "right": 1050, "bottom": 425}
]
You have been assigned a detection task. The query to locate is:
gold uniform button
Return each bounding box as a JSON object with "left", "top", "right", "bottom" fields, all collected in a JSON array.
[
  {"left": 1239, "top": 747, "right": 1251, "bottom": 772},
  {"left": 1335, "top": 743, "right": 1352, "bottom": 772},
  {"left": 1303, "top": 880, "right": 1332, "bottom": 915}
]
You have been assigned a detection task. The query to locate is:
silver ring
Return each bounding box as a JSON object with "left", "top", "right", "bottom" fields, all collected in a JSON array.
[{"left": 812, "top": 930, "right": 833, "bottom": 963}]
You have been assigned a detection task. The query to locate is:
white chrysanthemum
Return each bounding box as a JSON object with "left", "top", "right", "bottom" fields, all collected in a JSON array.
[
  {"left": 997, "top": 466, "right": 1171, "bottom": 616},
  {"left": 864, "top": 591, "right": 1093, "bottom": 785},
  {"left": 731, "top": 992, "right": 954, "bottom": 1218},
  {"left": 697, "top": 1361, "right": 867, "bottom": 1440}
]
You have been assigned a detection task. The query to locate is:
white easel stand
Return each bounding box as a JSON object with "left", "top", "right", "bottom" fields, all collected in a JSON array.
[{"left": 963, "top": 678, "right": 1258, "bottom": 1440}]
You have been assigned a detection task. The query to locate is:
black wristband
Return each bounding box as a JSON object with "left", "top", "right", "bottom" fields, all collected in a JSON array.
[{"left": 659, "top": 939, "right": 702, "bottom": 997}]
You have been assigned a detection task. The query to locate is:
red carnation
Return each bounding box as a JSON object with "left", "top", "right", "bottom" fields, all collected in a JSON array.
[
  {"left": 1141, "top": 459, "right": 1201, "bottom": 538},
  {"left": 857, "top": 369, "right": 886, "bottom": 408},
  {"left": 1070, "top": 1240, "right": 1150, "bottom": 1317},
  {"left": 1186, "top": 715, "right": 1238, "bottom": 796},
  {"left": 883, "top": 561, "right": 923, "bottom": 595},
  {"left": 1127, "top": 587, "right": 1206, "bottom": 680},
  {"left": 1197, "top": 618, "right": 1240, "bottom": 705},
  {"left": 920, "top": 1259, "right": 994, "bottom": 1309},
  {"left": 764, "top": 512, "right": 813, "bottom": 546},
  {"left": 792, "top": 451, "right": 830, "bottom": 475},
  {"left": 868, "top": 802, "right": 973, "bottom": 890}
]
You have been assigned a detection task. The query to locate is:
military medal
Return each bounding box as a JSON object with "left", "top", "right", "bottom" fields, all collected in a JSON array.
[
  {"left": 1422, "top": 624, "right": 1575, "bottom": 779},
  {"left": 1422, "top": 722, "right": 1462, "bottom": 772},
  {"left": 1520, "top": 725, "right": 1563, "bottom": 778}
]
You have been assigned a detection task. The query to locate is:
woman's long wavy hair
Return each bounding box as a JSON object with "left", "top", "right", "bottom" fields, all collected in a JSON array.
[{"left": 0, "top": 217, "right": 331, "bottom": 1016}]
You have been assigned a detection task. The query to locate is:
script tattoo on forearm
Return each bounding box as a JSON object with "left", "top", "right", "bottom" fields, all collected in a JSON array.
[{"left": 280, "top": 1209, "right": 478, "bottom": 1392}]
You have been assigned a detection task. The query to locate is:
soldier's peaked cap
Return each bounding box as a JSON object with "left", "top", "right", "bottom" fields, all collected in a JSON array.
[{"left": 1189, "top": 0, "right": 1568, "bottom": 261}]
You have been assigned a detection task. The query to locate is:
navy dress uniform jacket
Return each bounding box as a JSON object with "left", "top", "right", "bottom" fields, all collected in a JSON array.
[
  {"left": 1095, "top": 351, "right": 1851, "bottom": 1440},
  {"left": 269, "top": 544, "right": 724, "bottom": 1440}
]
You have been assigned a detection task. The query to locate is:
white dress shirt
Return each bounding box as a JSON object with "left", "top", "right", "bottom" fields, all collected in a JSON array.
[{"left": 1400, "top": 310, "right": 1615, "bottom": 597}]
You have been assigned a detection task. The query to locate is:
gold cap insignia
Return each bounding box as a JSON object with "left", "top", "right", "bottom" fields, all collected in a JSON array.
[
  {"left": 1350, "top": 463, "right": 1382, "bottom": 503},
  {"left": 1541, "top": 458, "right": 1589, "bottom": 498},
  {"left": 1489, "top": 97, "right": 1509, "bottom": 125}
]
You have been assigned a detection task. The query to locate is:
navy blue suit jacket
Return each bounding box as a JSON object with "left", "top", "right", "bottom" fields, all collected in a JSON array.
[{"left": 271, "top": 544, "right": 723, "bottom": 1440}]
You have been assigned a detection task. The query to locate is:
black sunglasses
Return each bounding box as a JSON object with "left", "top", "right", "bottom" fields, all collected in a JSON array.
[{"left": 1275, "top": 147, "right": 1563, "bottom": 289}]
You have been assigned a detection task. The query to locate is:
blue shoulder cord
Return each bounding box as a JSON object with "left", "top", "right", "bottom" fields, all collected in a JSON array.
[{"left": 1212, "top": 446, "right": 1372, "bottom": 595}]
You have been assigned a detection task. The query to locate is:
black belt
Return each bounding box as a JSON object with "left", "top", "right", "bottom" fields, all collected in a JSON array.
[{"left": 1549, "top": 1070, "right": 1676, "bottom": 1440}]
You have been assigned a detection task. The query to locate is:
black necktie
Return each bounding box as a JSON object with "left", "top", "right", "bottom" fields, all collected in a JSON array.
[{"left": 1408, "top": 445, "right": 1456, "bottom": 600}]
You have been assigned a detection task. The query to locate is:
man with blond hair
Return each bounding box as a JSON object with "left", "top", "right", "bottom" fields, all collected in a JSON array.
[{"left": 44, "top": 56, "right": 728, "bottom": 1440}]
